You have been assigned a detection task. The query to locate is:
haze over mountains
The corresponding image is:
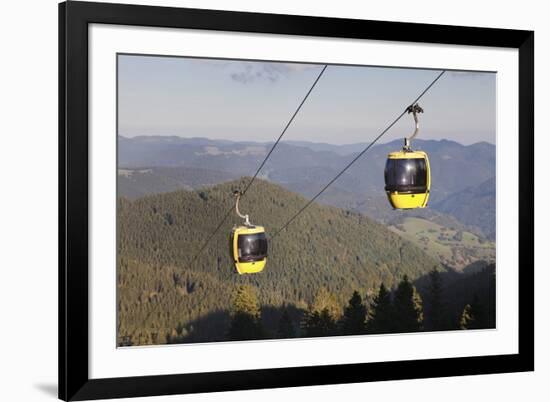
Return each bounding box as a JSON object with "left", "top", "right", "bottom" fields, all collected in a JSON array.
[{"left": 118, "top": 135, "right": 496, "bottom": 242}]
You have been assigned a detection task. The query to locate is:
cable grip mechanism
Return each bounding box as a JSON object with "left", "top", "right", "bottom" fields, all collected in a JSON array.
[{"left": 404, "top": 103, "right": 424, "bottom": 151}]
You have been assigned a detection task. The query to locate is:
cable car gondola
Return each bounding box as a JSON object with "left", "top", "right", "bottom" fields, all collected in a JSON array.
[
  {"left": 384, "top": 103, "right": 431, "bottom": 210},
  {"left": 229, "top": 191, "right": 268, "bottom": 274}
]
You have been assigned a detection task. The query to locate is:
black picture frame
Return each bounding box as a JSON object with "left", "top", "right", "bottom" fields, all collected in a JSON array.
[{"left": 59, "top": 1, "right": 534, "bottom": 400}]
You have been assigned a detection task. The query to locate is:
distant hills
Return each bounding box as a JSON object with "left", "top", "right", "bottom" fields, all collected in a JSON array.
[
  {"left": 284, "top": 140, "right": 371, "bottom": 155},
  {"left": 118, "top": 135, "right": 496, "bottom": 240},
  {"left": 433, "top": 177, "right": 496, "bottom": 240},
  {"left": 118, "top": 167, "right": 238, "bottom": 200}
]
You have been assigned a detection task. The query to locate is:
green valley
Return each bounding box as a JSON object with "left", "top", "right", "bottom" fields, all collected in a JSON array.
[{"left": 388, "top": 217, "right": 495, "bottom": 270}]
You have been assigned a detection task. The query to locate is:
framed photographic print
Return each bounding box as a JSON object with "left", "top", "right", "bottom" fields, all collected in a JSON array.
[{"left": 59, "top": 1, "right": 534, "bottom": 400}]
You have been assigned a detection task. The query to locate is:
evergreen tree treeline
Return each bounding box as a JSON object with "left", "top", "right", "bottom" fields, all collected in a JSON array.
[
  {"left": 221, "top": 272, "right": 496, "bottom": 342},
  {"left": 226, "top": 276, "right": 427, "bottom": 341},
  {"left": 118, "top": 264, "right": 496, "bottom": 346}
]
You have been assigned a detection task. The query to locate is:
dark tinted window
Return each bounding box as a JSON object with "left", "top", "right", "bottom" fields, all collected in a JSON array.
[
  {"left": 385, "top": 158, "right": 427, "bottom": 192},
  {"left": 237, "top": 232, "right": 268, "bottom": 262}
]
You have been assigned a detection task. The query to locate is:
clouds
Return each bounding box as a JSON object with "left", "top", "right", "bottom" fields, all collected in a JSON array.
[
  {"left": 229, "top": 62, "right": 317, "bottom": 83},
  {"left": 188, "top": 57, "right": 325, "bottom": 83},
  {"left": 188, "top": 59, "right": 316, "bottom": 84},
  {"left": 188, "top": 58, "right": 318, "bottom": 83}
]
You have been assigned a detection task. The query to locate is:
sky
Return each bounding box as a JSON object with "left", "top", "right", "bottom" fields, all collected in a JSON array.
[{"left": 118, "top": 54, "right": 496, "bottom": 145}]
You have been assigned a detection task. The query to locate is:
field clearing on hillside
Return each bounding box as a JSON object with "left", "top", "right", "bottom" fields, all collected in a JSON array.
[{"left": 388, "top": 217, "right": 495, "bottom": 270}]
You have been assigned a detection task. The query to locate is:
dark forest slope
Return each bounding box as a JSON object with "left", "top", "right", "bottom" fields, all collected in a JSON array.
[{"left": 117, "top": 179, "right": 441, "bottom": 344}]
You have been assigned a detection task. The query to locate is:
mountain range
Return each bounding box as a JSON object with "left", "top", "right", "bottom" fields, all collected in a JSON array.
[{"left": 118, "top": 136, "right": 496, "bottom": 240}]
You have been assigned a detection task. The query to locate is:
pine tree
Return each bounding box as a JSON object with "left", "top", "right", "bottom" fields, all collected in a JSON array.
[
  {"left": 469, "top": 294, "right": 488, "bottom": 328},
  {"left": 277, "top": 307, "right": 295, "bottom": 338},
  {"left": 425, "top": 268, "right": 445, "bottom": 331},
  {"left": 311, "top": 287, "right": 341, "bottom": 321},
  {"left": 227, "top": 285, "right": 264, "bottom": 341},
  {"left": 393, "top": 275, "right": 423, "bottom": 333},
  {"left": 301, "top": 287, "right": 340, "bottom": 337},
  {"left": 367, "top": 283, "right": 394, "bottom": 334},
  {"left": 302, "top": 308, "right": 337, "bottom": 337},
  {"left": 318, "top": 308, "right": 337, "bottom": 336},
  {"left": 459, "top": 294, "right": 488, "bottom": 329},
  {"left": 341, "top": 291, "right": 367, "bottom": 335},
  {"left": 301, "top": 310, "right": 321, "bottom": 337},
  {"left": 459, "top": 304, "right": 474, "bottom": 329}
]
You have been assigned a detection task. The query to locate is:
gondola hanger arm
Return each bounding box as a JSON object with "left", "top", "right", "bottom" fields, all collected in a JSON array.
[
  {"left": 234, "top": 190, "right": 251, "bottom": 226},
  {"left": 404, "top": 103, "right": 424, "bottom": 150}
]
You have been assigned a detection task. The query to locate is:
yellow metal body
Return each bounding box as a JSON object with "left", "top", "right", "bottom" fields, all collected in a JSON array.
[
  {"left": 385, "top": 150, "right": 431, "bottom": 210},
  {"left": 231, "top": 225, "right": 267, "bottom": 274}
]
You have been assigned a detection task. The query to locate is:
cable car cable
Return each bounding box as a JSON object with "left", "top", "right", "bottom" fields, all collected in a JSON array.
[
  {"left": 240, "top": 64, "right": 328, "bottom": 196},
  {"left": 190, "top": 64, "right": 328, "bottom": 263},
  {"left": 271, "top": 70, "right": 446, "bottom": 239}
]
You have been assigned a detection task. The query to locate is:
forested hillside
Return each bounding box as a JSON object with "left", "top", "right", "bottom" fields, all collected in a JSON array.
[
  {"left": 118, "top": 178, "right": 438, "bottom": 344},
  {"left": 117, "top": 179, "right": 495, "bottom": 346}
]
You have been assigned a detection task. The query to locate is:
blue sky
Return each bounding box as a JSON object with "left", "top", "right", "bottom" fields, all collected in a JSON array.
[{"left": 118, "top": 54, "right": 496, "bottom": 145}]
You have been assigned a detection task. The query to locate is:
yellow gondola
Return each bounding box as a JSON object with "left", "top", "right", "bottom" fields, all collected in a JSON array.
[
  {"left": 230, "top": 191, "right": 268, "bottom": 274},
  {"left": 384, "top": 104, "right": 431, "bottom": 210}
]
